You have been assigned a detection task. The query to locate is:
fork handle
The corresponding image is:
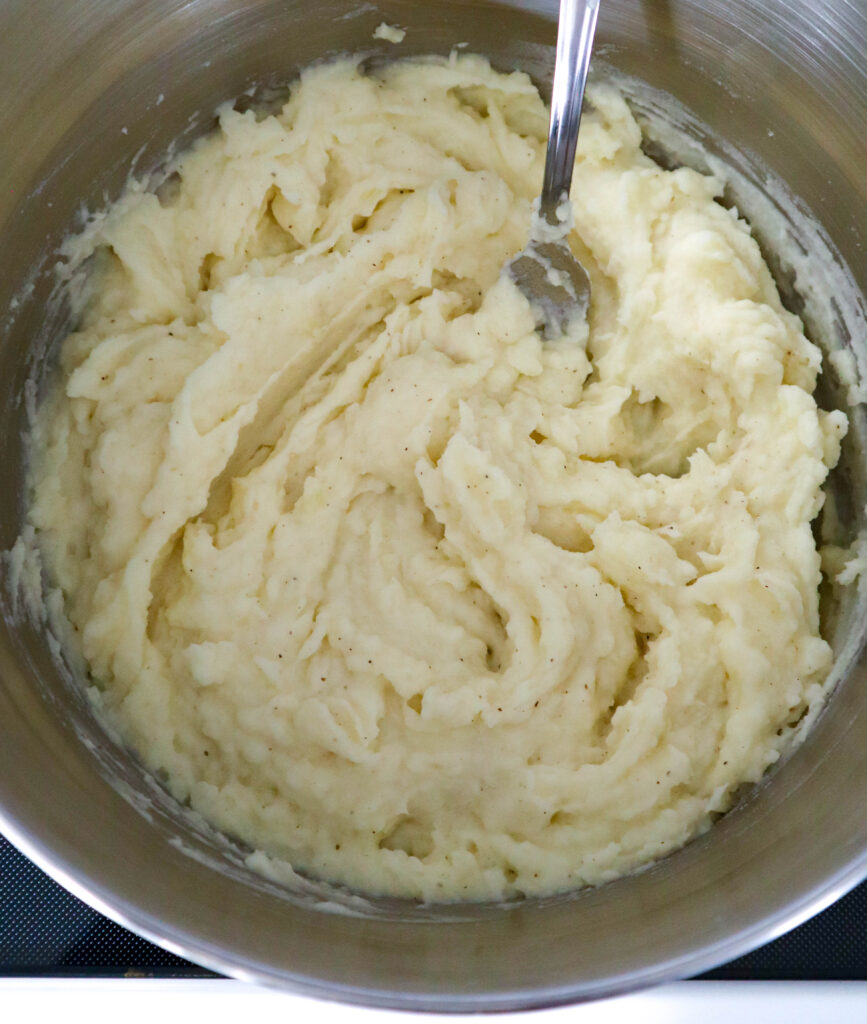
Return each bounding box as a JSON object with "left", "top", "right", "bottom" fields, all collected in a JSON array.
[{"left": 540, "top": 0, "right": 601, "bottom": 223}]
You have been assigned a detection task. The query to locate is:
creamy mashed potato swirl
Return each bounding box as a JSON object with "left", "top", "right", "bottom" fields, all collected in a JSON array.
[{"left": 29, "top": 55, "right": 846, "bottom": 900}]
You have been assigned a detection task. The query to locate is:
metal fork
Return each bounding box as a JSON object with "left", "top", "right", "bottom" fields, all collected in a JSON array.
[{"left": 507, "top": 0, "right": 601, "bottom": 341}]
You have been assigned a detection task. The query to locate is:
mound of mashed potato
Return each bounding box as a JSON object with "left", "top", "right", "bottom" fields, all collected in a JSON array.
[{"left": 28, "top": 55, "right": 847, "bottom": 901}]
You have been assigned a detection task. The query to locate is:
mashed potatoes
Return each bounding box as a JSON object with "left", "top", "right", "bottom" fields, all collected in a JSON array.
[{"left": 28, "top": 55, "right": 847, "bottom": 901}]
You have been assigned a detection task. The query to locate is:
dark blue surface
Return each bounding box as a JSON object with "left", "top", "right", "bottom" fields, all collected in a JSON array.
[{"left": 1, "top": 832, "right": 865, "bottom": 979}]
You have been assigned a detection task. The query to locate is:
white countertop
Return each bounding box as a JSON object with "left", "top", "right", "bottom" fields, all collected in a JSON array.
[{"left": 3, "top": 979, "right": 867, "bottom": 1021}]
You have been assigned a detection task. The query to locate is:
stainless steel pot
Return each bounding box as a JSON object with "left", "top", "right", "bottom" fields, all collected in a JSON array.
[{"left": 1, "top": 0, "right": 866, "bottom": 1011}]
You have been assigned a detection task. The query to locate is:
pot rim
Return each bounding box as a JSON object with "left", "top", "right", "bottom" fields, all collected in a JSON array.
[{"left": 3, "top": 803, "right": 867, "bottom": 1011}]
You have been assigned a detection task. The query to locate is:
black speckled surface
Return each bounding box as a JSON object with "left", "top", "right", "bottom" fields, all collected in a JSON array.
[{"left": 1, "top": 832, "right": 865, "bottom": 979}]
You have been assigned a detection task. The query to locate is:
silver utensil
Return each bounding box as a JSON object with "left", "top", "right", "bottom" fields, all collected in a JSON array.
[{"left": 507, "top": 0, "right": 600, "bottom": 340}]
